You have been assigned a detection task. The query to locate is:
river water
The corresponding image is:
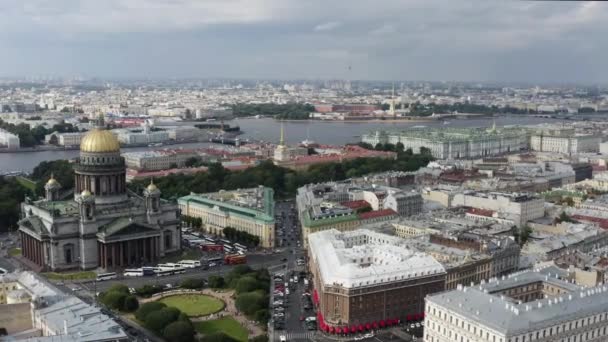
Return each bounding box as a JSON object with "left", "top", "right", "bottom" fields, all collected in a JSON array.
[{"left": 0, "top": 116, "right": 564, "bottom": 173}]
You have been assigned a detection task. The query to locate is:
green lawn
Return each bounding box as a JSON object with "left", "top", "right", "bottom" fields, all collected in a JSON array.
[
  {"left": 194, "top": 316, "right": 248, "bottom": 342},
  {"left": 43, "top": 271, "right": 97, "bottom": 281},
  {"left": 159, "top": 294, "right": 224, "bottom": 317},
  {"left": 8, "top": 248, "right": 21, "bottom": 256},
  {"left": 16, "top": 176, "right": 37, "bottom": 192}
]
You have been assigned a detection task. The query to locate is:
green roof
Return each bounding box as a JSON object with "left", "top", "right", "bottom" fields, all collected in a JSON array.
[
  {"left": 302, "top": 210, "right": 358, "bottom": 228},
  {"left": 179, "top": 189, "right": 275, "bottom": 224}
]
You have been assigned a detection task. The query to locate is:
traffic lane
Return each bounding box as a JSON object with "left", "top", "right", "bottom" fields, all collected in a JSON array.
[{"left": 92, "top": 255, "right": 288, "bottom": 292}]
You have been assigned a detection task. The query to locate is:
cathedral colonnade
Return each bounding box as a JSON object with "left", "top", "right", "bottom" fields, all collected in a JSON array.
[
  {"left": 97, "top": 236, "right": 160, "bottom": 269},
  {"left": 19, "top": 231, "right": 45, "bottom": 268}
]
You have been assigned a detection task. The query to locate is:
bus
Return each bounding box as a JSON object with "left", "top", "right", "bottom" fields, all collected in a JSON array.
[
  {"left": 204, "top": 237, "right": 216, "bottom": 244},
  {"left": 157, "top": 263, "right": 182, "bottom": 271},
  {"left": 124, "top": 269, "right": 144, "bottom": 277},
  {"left": 223, "top": 245, "right": 234, "bottom": 253},
  {"left": 200, "top": 244, "right": 224, "bottom": 252},
  {"left": 178, "top": 260, "right": 201, "bottom": 268},
  {"left": 219, "top": 239, "right": 232, "bottom": 245},
  {"left": 142, "top": 267, "right": 157, "bottom": 276},
  {"left": 96, "top": 272, "right": 118, "bottom": 281},
  {"left": 206, "top": 256, "right": 223, "bottom": 265},
  {"left": 224, "top": 254, "right": 247, "bottom": 265},
  {"left": 155, "top": 268, "right": 186, "bottom": 277},
  {"left": 234, "top": 243, "right": 248, "bottom": 252}
]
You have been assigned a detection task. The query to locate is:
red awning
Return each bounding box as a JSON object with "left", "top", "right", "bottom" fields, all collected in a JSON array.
[
  {"left": 358, "top": 324, "right": 364, "bottom": 332},
  {"left": 329, "top": 326, "right": 335, "bottom": 334},
  {"left": 406, "top": 314, "right": 413, "bottom": 321},
  {"left": 351, "top": 326, "right": 357, "bottom": 333},
  {"left": 365, "top": 323, "right": 371, "bottom": 330},
  {"left": 379, "top": 320, "right": 386, "bottom": 328},
  {"left": 387, "top": 320, "right": 393, "bottom": 327}
]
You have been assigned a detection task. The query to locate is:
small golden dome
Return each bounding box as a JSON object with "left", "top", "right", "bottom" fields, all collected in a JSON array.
[
  {"left": 81, "top": 189, "right": 92, "bottom": 197},
  {"left": 80, "top": 128, "right": 120, "bottom": 153},
  {"left": 146, "top": 180, "right": 158, "bottom": 192},
  {"left": 46, "top": 175, "right": 59, "bottom": 187}
]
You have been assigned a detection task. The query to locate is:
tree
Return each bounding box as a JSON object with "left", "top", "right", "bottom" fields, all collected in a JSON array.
[
  {"left": 185, "top": 157, "right": 199, "bottom": 168},
  {"left": 235, "top": 276, "right": 259, "bottom": 294},
  {"left": 144, "top": 307, "right": 181, "bottom": 333},
  {"left": 169, "top": 163, "right": 178, "bottom": 169},
  {"left": 123, "top": 295, "right": 139, "bottom": 312},
  {"left": 100, "top": 291, "right": 127, "bottom": 311},
  {"left": 208, "top": 275, "right": 225, "bottom": 288},
  {"left": 235, "top": 292, "right": 266, "bottom": 316},
  {"left": 254, "top": 309, "right": 270, "bottom": 324},
  {"left": 107, "top": 284, "right": 130, "bottom": 294},
  {"left": 49, "top": 134, "right": 58, "bottom": 145},
  {"left": 136, "top": 302, "right": 167, "bottom": 321},
  {"left": 163, "top": 321, "right": 195, "bottom": 342},
  {"left": 395, "top": 142, "right": 404, "bottom": 153}
]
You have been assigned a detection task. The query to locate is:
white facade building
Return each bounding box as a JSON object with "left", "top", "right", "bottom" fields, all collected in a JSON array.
[
  {"left": 0, "top": 128, "right": 20, "bottom": 149},
  {"left": 424, "top": 268, "right": 608, "bottom": 342}
]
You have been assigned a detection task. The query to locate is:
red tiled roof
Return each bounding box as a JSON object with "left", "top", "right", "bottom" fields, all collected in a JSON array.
[
  {"left": 467, "top": 208, "right": 495, "bottom": 217},
  {"left": 571, "top": 214, "right": 608, "bottom": 229},
  {"left": 341, "top": 200, "right": 371, "bottom": 210},
  {"left": 359, "top": 209, "right": 397, "bottom": 220}
]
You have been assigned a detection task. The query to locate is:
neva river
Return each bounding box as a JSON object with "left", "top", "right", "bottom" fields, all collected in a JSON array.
[{"left": 0, "top": 116, "right": 563, "bottom": 173}]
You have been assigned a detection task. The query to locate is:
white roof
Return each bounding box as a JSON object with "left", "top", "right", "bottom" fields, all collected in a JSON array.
[{"left": 308, "top": 229, "right": 445, "bottom": 289}]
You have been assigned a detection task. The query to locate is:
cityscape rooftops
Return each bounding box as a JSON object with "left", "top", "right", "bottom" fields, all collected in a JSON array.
[
  {"left": 427, "top": 268, "right": 607, "bottom": 335},
  {"left": 308, "top": 229, "right": 445, "bottom": 289}
]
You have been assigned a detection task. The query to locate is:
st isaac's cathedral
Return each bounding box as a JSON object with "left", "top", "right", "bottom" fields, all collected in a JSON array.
[{"left": 18, "top": 120, "right": 180, "bottom": 271}]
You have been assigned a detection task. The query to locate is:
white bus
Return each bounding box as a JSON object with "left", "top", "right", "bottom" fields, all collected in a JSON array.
[
  {"left": 234, "top": 243, "right": 248, "bottom": 252},
  {"left": 156, "top": 268, "right": 186, "bottom": 277},
  {"left": 223, "top": 245, "right": 234, "bottom": 253},
  {"left": 178, "top": 260, "right": 201, "bottom": 268},
  {"left": 219, "top": 239, "right": 231, "bottom": 245},
  {"left": 157, "top": 263, "right": 182, "bottom": 271},
  {"left": 96, "top": 272, "right": 117, "bottom": 281},
  {"left": 124, "top": 269, "right": 144, "bottom": 277}
]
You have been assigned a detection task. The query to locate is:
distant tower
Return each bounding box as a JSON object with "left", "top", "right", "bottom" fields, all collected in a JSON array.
[
  {"left": 44, "top": 174, "right": 61, "bottom": 201},
  {"left": 273, "top": 123, "right": 289, "bottom": 163},
  {"left": 389, "top": 83, "right": 396, "bottom": 118}
]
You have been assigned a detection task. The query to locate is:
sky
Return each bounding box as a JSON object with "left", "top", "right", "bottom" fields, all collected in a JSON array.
[{"left": 0, "top": 0, "right": 607, "bottom": 83}]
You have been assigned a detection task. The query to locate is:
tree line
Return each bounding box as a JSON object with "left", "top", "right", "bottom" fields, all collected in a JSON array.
[
  {"left": 230, "top": 103, "right": 315, "bottom": 120},
  {"left": 0, "top": 118, "right": 81, "bottom": 147},
  {"left": 222, "top": 227, "right": 261, "bottom": 247}
]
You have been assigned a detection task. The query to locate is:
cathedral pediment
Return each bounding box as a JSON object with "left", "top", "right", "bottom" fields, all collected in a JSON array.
[
  {"left": 18, "top": 216, "right": 50, "bottom": 237},
  {"left": 97, "top": 217, "right": 160, "bottom": 240}
]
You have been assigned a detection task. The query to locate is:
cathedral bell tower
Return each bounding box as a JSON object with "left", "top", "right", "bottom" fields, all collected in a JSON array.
[
  {"left": 44, "top": 174, "right": 61, "bottom": 201},
  {"left": 144, "top": 179, "right": 161, "bottom": 223},
  {"left": 77, "top": 190, "right": 96, "bottom": 222}
]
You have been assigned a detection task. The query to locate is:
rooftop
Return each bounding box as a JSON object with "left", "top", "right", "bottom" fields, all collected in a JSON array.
[
  {"left": 308, "top": 229, "right": 445, "bottom": 289},
  {"left": 427, "top": 267, "right": 608, "bottom": 335}
]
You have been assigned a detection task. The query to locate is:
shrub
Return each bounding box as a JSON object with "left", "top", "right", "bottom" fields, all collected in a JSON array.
[
  {"left": 208, "top": 275, "right": 225, "bottom": 288},
  {"left": 123, "top": 295, "right": 139, "bottom": 312},
  {"left": 135, "top": 302, "right": 167, "bottom": 322},
  {"left": 144, "top": 309, "right": 176, "bottom": 334},
  {"left": 235, "top": 276, "right": 259, "bottom": 294},
  {"left": 135, "top": 284, "right": 164, "bottom": 297},
  {"left": 101, "top": 291, "right": 127, "bottom": 311},
  {"left": 163, "top": 321, "right": 195, "bottom": 342},
  {"left": 107, "top": 284, "right": 130, "bottom": 295},
  {"left": 254, "top": 309, "right": 270, "bottom": 325},
  {"left": 235, "top": 292, "right": 265, "bottom": 316}
]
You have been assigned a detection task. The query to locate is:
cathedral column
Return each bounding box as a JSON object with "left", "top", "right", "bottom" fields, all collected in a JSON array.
[{"left": 143, "top": 238, "right": 148, "bottom": 263}]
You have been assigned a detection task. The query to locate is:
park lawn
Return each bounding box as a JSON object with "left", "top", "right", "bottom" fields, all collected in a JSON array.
[
  {"left": 159, "top": 294, "right": 224, "bottom": 317},
  {"left": 16, "top": 176, "right": 37, "bottom": 192},
  {"left": 194, "top": 316, "right": 248, "bottom": 342},
  {"left": 8, "top": 248, "right": 21, "bottom": 256},
  {"left": 43, "top": 271, "right": 97, "bottom": 281}
]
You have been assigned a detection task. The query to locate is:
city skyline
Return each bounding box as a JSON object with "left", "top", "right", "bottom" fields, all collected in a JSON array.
[{"left": 1, "top": 0, "right": 607, "bottom": 83}]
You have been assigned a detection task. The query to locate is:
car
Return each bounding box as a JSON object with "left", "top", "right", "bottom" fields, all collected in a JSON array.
[
  {"left": 274, "top": 312, "right": 285, "bottom": 317},
  {"left": 208, "top": 262, "right": 217, "bottom": 267},
  {"left": 274, "top": 307, "right": 284, "bottom": 312},
  {"left": 128, "top": 287, "right": 136, "bottom": 294},
  {"left": 280, "top": 335, "right": 287, "bottom": 341},
  {"left": 281, "top": 258, "right": 288, "bottom": 262}
]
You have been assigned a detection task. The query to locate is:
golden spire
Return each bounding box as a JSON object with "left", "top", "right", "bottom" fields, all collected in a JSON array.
[{"left": 279, "top": 123, "right": 285, "bottom": 146}]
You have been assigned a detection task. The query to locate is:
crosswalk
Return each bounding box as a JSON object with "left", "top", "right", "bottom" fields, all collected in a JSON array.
[{"left": 273, "top": 331, "right": 316, "bottom": 341}]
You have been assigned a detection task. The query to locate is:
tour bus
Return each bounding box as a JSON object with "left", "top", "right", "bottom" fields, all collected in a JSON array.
[
  {"left": 219, "top": 239, "right": 232, "bottom": 245},
  {"left": 200, "top": 244, "right": 224, "bottom": 252},
  {"left": 223, "top": 245, "right": 234, "bottom": 253},
  {"left": 157, "top": 263, "right": 182, "bottom": 271},
  {"left": 206, "top": 256, "right": 223, "bottom": 266},
  {"left": 178, "top": 260, "right": 201, "bottom": 268},
  {"left": 96, "top": 272, "right": 118, "bottom": 281},
  {"left": 234, "top": 243, "right": 248, "bottom": 253},
  {"left": 204, "top": 237, "right": 216, "bottom": 244},
  {"left": 142, "top": 267, "right": 157, "bottom": 276},
  {"left": 124, "top": 268, "right": 144, "bottom": 277},
  {"left": 155, "top": 267, "right": 186, "bottom": 277}
]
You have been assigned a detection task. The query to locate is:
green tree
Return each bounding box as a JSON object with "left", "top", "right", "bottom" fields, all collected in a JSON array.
[
  {"left": 235, "top": 291, "right": 266, "bottom": 316},
  {"left": 101, "top": 291, "right": 127, "bottom": 311},
  {"left": 208, "top": 275, "right": 225, "bottom": 288},
  {"left": 235, "top": 276, "right": 259, "bottom": 294},
  {"left": 107, "top": 284, "right": 130, "bottom": 294},
  {"left": 180, "top": 278, "right": 206, "bottom": 289},
  {"left": 163, "top": 321, "right": 195, "bottom": 342},
  {"left": 135, "top": 302, "right": 167, "bottom": 321},
  {"left": 123, "top": 295, "right": 139, "bottom": 312},
  {"left": 144, "top": 307, "right": 181, "bottom": 333}
]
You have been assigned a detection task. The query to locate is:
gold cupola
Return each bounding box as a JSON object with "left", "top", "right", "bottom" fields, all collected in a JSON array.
[{"left": 80, "top": 128, "right": 120, "bottom": 153}]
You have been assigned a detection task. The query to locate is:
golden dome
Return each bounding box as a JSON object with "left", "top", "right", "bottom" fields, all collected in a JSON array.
[
  {"left": 80, "top": 128, "right": 120, "bottom": 153},
  {"left": 81, "top": 189, "right": 92, "bottom": 197},
  {"left": 146, "top": 180, "right": 159, "bottom": 192},
  {"left": 46, "top": 174, "right": 59, "bottom": 187}
]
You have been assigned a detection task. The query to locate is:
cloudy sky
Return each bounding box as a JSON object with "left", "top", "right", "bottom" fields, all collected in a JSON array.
[{"left": 1, "top": 0, "right": 607, "bottom": 83}]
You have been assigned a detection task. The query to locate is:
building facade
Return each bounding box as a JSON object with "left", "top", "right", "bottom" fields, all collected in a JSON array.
[
  {"left": 424, "top": 268, "right": 608, "bottom": 342},
  {"left": 309, "top": 229, "right": 446, "bottom": 331},
  {"left": 530, "top": 127, "right": 600, "bottom": 154},
  {"left": 0, "top": 127, "right": 20, "bottom": 149},
  {"left": 178, "top": 186, "right": 275, "bottom": 248},
  {"left": 18, "top": 123, "right": 180, "bottom": 271},
  {"left": 362, "top": 127, "right": 528, "bottom": 159}
]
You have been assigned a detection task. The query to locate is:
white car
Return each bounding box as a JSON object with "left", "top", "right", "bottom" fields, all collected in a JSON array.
[
  {"left": 274, "top": 312, "right": 285, "bottom": 317},
  {"left": 280, "top": 335, "right": 287, "bottom": 342}
]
